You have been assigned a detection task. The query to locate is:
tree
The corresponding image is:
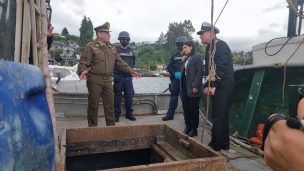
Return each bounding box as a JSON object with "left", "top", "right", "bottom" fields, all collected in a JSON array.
[
  {"left": 232, "top": 51, "right": 253, "bottom": 65},
  {"left": 165, "top": 22, "right": 183, "bottom": 48},
  {"left": 150, "top": 64, "right": 157, "bottom": 71},
  {"left": 183, "top": 20, "right": 195, "bottom": 34},
  {"left": 195, "top": 41, "right": 206, "bottom": 58},
  {"left": 79, "top": 16, "right": 94, "bottom": 47},
  {"left": 183, "top": 20, "right": 195, "bottom": 40},
  {"left": 134, "top": 43, "right": 172, "bottom": 71},
  {"left": 156, "top": 32, "right": 166, "bottom": 45},
  {"left": 61, "top": 27, "right": 69, "bottom": 35},
  {"left": 162, "top": 20, "right": 195, "bottom": 48}
]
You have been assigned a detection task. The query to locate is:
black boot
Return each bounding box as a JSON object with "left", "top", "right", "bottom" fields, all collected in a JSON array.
[
  {"left": 115, "top": 116, "right": 119, "bottom": 122},
  {"left": 126, "top": 115, "right": 136, "bottom": 121},
  {"left": 162, "top": 115, "right": 173, "bottom": 121},
  {"left": 183, "top": 125, "right": 191, "bottom": 134},
  {"left": 208, "top": 142, "right": 221, "bottom": 151},
  {"left": 187, "top": 128, "right": 198, "bottom": 137}
]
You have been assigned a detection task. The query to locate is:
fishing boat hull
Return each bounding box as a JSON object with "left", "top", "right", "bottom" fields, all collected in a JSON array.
[
  {"left": 54, "top": 92, "right": 183, "bottom": 117},
  {"left": 200, "top": 35, "right": 304, "bottom": 138}
]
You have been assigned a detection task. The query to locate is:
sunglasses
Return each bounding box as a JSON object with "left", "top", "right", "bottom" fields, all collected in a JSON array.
[{"left": 120, "top": 38, "right": 130, "bottom": 41}]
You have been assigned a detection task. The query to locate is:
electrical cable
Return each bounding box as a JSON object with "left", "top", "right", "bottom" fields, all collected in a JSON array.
[{"left": 264, "top": 37, "right": 292, "bottom": 56}]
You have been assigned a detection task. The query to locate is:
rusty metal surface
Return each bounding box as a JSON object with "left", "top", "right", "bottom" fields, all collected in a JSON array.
[
  {"left": 163, "top": 126, "right": 217, "bottom": 158},
  {"left": 103, "top": 158, "right": 234, "bottom": 171},
  {"left": 156, "top": 141, "right": 189, "bottom": 160},
  {"left": 66, "top": 137, "right": 157, "bottom": 156},
  {"left": 152, "top": 145, "right": 173, "bottom": 162},
  {"left": 59, "top": 129, "right": 66, "bottom": 171},
  {"left": 65, "top": 124, "right": 164, "bottom": 143}
]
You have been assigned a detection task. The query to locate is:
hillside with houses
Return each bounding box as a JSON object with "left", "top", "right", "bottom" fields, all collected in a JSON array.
[
  {"left": 48, "top": 17, "right": 252, "bottom": 75},
  {"left": 48, "top": 35, "right": 80, "bottom": 65}
]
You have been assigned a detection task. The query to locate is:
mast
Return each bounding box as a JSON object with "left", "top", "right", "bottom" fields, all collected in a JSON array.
[{"left": 287, "top": 0, "right": 304, "bottom": 37}]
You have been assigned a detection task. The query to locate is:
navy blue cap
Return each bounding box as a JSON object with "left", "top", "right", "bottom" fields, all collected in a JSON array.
[{"left": 197, "top": 22, "right": 220, "bottom": 35}]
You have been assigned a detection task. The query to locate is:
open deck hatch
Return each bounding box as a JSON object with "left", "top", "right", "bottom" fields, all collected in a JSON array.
[{"left": 59, "top": 124, "right": 233, "bottom": 171}]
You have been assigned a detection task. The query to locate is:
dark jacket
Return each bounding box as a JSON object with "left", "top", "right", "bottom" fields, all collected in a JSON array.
[
  {"left": 167, "top": 51, "right": 183, "bottom": 80},
  {"left": 47, "top": 36, "right": 53, "bottom": 50},
  {"left": 180, "top": 53, "right": 204, "bottom": 97},
  {"left": 114, "top": 46, "right": 135, "bottom": 77},
  {"left": 204, "top": 39, "right": 234, "bottom": 88}
]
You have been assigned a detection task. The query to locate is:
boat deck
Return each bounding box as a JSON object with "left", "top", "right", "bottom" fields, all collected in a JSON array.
[{"left": 56, "top": 114, "right": 271, "bottom": 171}]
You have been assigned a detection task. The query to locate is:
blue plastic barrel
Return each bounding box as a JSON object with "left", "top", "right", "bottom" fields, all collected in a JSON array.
[{"left": 0, "top": 61, "right": 55, "bottom": 170}]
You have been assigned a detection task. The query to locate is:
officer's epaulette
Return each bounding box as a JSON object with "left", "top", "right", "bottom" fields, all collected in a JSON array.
[
  {"left": 93, "top": 42, "right": 102, "bottom": 48},
  {"left": 107, "top": 42, "right": 113, "bottom": 47},
  {"left": 86, "top": 42, "right": 94, "bottom": 46}
]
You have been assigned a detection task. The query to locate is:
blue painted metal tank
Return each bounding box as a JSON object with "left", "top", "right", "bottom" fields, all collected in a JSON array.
[{"left": 0, "top": 61, "right": 55, "bottom": 170}]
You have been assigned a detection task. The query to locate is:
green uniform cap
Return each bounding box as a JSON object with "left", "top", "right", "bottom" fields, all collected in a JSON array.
[{"left": 94, "top": 22, "right": 111, "bottom": 32}]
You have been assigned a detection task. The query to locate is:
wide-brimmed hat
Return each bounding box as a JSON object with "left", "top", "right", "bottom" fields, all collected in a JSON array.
[{"left": 197, "top": 22, "right": 220, "bottom": 35}]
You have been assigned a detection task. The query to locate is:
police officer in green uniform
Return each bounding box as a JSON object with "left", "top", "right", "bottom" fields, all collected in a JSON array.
[{"left": 77, "top": 22, "right": 141, "bottom": 127}]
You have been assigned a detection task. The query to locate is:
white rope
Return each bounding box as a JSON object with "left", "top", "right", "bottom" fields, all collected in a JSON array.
[{"left": 208, "top": 39, "right": 218, "bottom": 82}]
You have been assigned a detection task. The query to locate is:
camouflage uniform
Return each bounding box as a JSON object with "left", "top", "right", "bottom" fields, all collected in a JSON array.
[{"left": 78, "top": 39, "right": 133, "bottom": 127}]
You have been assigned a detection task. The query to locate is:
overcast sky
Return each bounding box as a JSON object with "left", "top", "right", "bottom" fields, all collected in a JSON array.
[{"left": 51, "top": 0, "right": 292, "bottom": 51}]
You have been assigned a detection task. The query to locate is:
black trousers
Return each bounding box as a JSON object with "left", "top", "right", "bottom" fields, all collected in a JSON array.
[
  {"left": 114, "top": 76, "right": 134, "bottom": 117},
  {"left": 181, "top": 80, "right": 201, "bottom": 129},
  {"left": 166, "top": 78, "right": 180, "bottom": 117},
  {"left": 209, "top": 78, "right": 234, "bottom": 151}
]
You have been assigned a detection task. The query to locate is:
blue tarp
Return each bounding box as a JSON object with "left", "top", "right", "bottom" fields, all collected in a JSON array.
[{"left": 0, "top": 61, "right": 55, "bottom": 170}]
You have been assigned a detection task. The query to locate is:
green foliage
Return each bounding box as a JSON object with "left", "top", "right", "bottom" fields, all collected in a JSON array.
[
  {"left": 195, "top": 41, "right": 206, "bottom": 58},
  {"left": 156, "top": 32, "right": 166, "bottom": 45},
  {"left": 61, "top": 27, "right": 69, "bottom": 35},
  {"left": 164, "top": 20, "right": 195, "bottom": 48},
  {"left": 183, "top": 20, "right": 195, "bottom": 35},
  {"left": 232, "top": 51, "right": 253, "bottom": 65},
  {"left": 66, "top": 34, "right": 80, "bottom": 42},
  {"left": 144, "top": 20, "right": 205, "bottom": 70},
  {"left": 53, "top": 33, "right": 79, "bottom": 43},
  {"left": 150, "top": 64, "right": 157, "bottom": 71},
  {"left": 134, "top": 41, "right": 207, "bottom": 71},
  {"left": 135, "top": 44, "right": 172, "bottom": 70},
  {"left": 53, "top": 35, "right": 66, "bottom": 41},
  {"left": 79, "top": 16, "right": 94, "bottom": 47},
  {"left": 51, "top": 48, "right": 63, "bottom": 61}
]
